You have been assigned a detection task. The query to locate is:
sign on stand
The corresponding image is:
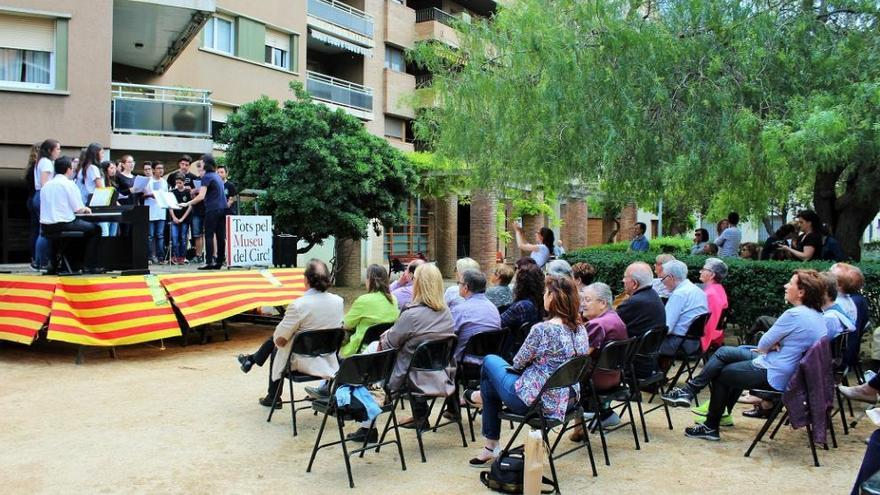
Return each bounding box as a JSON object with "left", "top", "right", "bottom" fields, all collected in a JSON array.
[{"left": 225, "top": 215, "right": 273, "bottom": 268}]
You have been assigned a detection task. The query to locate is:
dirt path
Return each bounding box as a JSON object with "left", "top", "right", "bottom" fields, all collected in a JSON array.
[{"left": 0, "top": 321, "right": 867, "bottom": 494}]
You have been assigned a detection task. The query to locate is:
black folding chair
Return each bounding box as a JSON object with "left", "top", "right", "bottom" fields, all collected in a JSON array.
[
  {"left": 665, "top": 313, "right": 711, "bottom": 396},
  {"left": 583, "top": 338, "right": 640, "bottom": 466},
  {"left": 359, "top": 322, "right": 395, "bottom": 353},
  {"left": 500, "top": 322, "right": 533, "bottom": 362},
  {"left": 305, "top": 349, "right": 406, "bottom": 488},
  {"left": 382, "top": 336, "right": 467, "bottom": 462},
  {"left": 499, "top": 355, "right": 597, "bottom": 492},
  {"left": 625, "top": 327, "right": 674, "bottom": 442},
  {"left": 267, "top": 328, "right": 345, "bottom": 436},
  {"left": 744, "top": 341, "right": 837, "bottom": 467},
  {"left": 451, "top": 329, "right": 508, "bottom": 441},
  {"left": 830, "top": 332, "right": 853, "bottom": 435}
]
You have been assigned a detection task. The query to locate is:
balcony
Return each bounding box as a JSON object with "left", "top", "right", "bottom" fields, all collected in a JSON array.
[
  {"left": 414, "top": 8, "right": 460, "bottom": 48},
  {"left": 384, "top": 69, "right": 416, "bottom": 119},
  {"left": 385, "top": 0, "right": 416, "bottom": 49},
  {"left": 112, "top": 0, "right": 215, "bottom": 74},
  {"left": 308, "top": 0, "right": 374, "bottom": 49},
  {"left": 307, "top": 71, "right": 374, "bottom": 120},
  {"left": 110, "top": 83, "right": 214, "bottom": 153}
]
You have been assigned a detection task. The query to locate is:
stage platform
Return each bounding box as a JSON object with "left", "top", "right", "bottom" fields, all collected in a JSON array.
[{"left": 0, "top": 264, "right": 305, "bottom": 355}]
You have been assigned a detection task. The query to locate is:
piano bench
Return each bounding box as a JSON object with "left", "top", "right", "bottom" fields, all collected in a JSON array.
[
  {"left": 44, "top": 230, "right": 85, "bottom": 273},
  {"left": 46, "top": 231, "right": 85, "bottom": 239}
]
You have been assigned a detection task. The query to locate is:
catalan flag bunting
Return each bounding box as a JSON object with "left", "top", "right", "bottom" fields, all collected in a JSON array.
[
  {"left": 0, "top": 275, "right": 57, "bottom": 345},
  {"left": 47, "top": 276, "right": 181, "bottom": 346},
  {"left": 159, "top": 268, "right": 305, "bottom": 328}
]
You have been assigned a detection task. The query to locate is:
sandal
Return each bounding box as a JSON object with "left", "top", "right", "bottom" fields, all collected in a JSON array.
[
  {"left": 469, "top": 446, "right": 496, "bottom": 467},
  {"left": 742, "top": 405, "right": 774, "bottom": 419}
]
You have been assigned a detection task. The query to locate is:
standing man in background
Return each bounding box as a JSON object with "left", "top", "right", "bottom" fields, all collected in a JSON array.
[{"left": 714, "top": 212, "right": 742, "bottom": 257}]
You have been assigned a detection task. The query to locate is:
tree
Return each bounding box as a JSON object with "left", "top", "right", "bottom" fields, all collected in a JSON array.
[
  {"left": 412, "top": 0, "right": 880, "bottom": 258},
  {"left": 220, "top": 83, "right": 418, "bottom": 259}
]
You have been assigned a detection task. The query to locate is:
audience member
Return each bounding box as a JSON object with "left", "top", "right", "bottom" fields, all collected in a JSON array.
[
  {"left": 463, "top": 275, "right": 589, "bottom": 465},
  {"left": 485, "top": 264, "right": 514, "bottom": 308},
  {"left": 513, "top": 224, "right": 554, "bottom": 268},
  {"left": 39, "top": 156, "right": 101, "bottom": 274},
  {"left": 362, "top": 264, "right": 456, "bottom": 438},
  {"left": 761, "top": 223, "right": 796, "bottom": 260},
  {"left": 663, "top": 270, "right": 826, "bottom": 442},
  {"left": 716, "top": 219, "right": 729, "bottom": 236},
  {"left": 690, "top": 228, "right": 709, "bottom": 255},
  {"left": 738, "top": 242, "right": 759, "bottom": 260},
  {"left": 500, "top": 264, "right": 545, "bottom": 331},
  {"left": 572, "top": 262, "right": 597, "bottom": 314},
  {"left": 820, "top": 272, "right": 855, "bottom": 339},
  {"left": 714, "top": 212, "right": 742, "bottom": 257},
  {"left": 339, "top": 264, "right": 400, "bottom": 357},
  {"left": 831, "top": 263, "right": 870, "bottom": 368},
  {"left": 702, "top": 243, "right": 719, "bottom": 256},
  {"left": 700, "top": 258, "right": 729, "bottom": 351},
  {"left": 514, "top": 256, "right": 538, "bottom": 271},
  {"left": 444, "top": 257, "right": 480, "bottom": 307},
  {"left": 618, "top": 262, "right": 666, "bottom": 338},
  {"left": 651, "top": 253, "right": 676, "bottom": 298},
  {"left": 236, "top": 259, "right": 343, "bottom": 408},
  {"left": 451, "top": 270, "right": 501, "bottom": 363},
  {"left": 658, "top": 260, "right": 709, "bottom": 359},
  {"left": 390, "top": 259, "right": 425, "bottom": 310},
  {"left": 546, "top": 258, "right": 573, "bottom": 278},
  {"left": 779, "top": 209, "right": 822, "bottom": 261},
  {"left": 629, "top": 222, "right": 650, "bottom": 252},
  {"left": 554, "top": 240, "right": 566, "bottom": 257}
]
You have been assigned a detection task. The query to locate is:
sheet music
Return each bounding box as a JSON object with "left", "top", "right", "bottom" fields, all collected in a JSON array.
[
  {"left": 89, "top": 187, "right": 115, "bottom": 207},
  {"left": 132, "top": 175, "right": 151, "bottom": 193},
  {"left": 154, "top": 191, "right": 180, "bottom": 209},
  {"left": 193, "top": 180, "right": 202, "bottom": 190}
]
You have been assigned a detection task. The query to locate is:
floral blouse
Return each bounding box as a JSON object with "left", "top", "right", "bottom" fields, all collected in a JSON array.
[{"left": 513, "top": 321, "right": 589, "bottom": 420}]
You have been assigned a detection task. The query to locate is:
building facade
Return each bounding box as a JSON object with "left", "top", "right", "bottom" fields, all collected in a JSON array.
[{"left": 0, "top": 0, "right": 594, "bottom": 278}]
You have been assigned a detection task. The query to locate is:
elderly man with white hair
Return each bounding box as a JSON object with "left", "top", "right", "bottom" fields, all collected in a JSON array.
[
  {"left": 658, "top": 259, "right": 709, "bottom": 359},
  {"left": 444, "top": 257, "right": 481, "bottom": 307}
]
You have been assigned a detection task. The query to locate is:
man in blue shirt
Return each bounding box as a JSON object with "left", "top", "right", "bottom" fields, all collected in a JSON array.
[
  {"left": 658, "top": 260, "right": 709, "bottom": 358},
  {"left": 451, "top": 269, "right": 501, "bottom": 363},
  {"left": 629, "top": 222, "right": 650, "bottom": 252},
  {"left": 179, "top": 154, "right": 227, "bottom": 270},
  {"left": 714, "top": 212, "right": 742, "bottom": 257}
]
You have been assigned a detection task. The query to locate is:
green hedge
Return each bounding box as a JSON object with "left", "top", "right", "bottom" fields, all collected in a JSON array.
[
  {"left": 585, "top": 237, "right": 694, "bottom": 255},
  {"left": 562, "top": 250, "right": 880, "bottom": 330}
]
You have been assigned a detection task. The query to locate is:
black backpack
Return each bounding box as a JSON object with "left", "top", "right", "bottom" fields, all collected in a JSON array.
[{"left": 479, "top": 447, "right": 555, "bottom": 494}]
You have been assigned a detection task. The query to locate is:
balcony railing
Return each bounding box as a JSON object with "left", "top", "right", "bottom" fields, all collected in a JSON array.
[
  {"left": 415, "top": 7, "right": 457, "bottom": 27},
  {"left": 307, "top": 71, "right": 373, "bottom": 112},
  {"left": 111, "top": 83, "right": 211, "bottom": 138},
  {"left": 308, "top": 0, "right": 374, "bottom": 38},
  {"left": 415, "top": 74, "right": 433, "bottom": 88}
]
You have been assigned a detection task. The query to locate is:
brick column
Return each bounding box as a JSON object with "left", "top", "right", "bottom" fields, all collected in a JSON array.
[
  {"left": 435, "top": 193, "right": 458, "bottom": 278},
  {"left": 619, "top": 202, "right": 638, "bottom": 241},
  {"left": 563, "top": 198, "right": 589, "bottom": 250},
  {"left": 334, "top": 237, "right": 361, "bottom": 287},
  {"left": 504, "top": 200, "right": 517, "bottom": 260},
  {"left": 470, "top": 190, "right": 498, "bottom": 275}
]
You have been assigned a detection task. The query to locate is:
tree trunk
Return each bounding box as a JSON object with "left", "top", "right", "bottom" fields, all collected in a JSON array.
[{"left": 813, "top": 166, "right": 880, "bottom": 261}]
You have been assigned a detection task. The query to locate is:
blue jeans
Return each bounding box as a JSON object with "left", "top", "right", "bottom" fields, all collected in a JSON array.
[
  {"left": 100, "top": 222, "right": 118, "bottom": 237},
  {"left": 170, "top": 221, "right": 189, "bottom": 258},
  {"left": 854, "top": 429, "right": 880, "bottom": 495},
  {"left": 149, "top": 220, "right": 166, "bottom": 260},
  {"left": 480, "top": 354, "right": 529, "bottom": 441}
]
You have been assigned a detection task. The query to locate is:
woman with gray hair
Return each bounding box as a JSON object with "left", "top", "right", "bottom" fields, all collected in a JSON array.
[
  {"left": 570, "top": 281, "right": 629, "bottom": 438},
  {"left": 699, "top": 257, "right": 729, "bottom": 351}
]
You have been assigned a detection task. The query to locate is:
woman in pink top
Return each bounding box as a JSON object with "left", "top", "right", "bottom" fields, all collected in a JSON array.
[{"left": 700, "top": 258, "right": 729, "bottom": 351}]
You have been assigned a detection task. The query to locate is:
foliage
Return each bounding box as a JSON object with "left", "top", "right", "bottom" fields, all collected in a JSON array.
[
  {"left": 412, "top": 0, "right": 880, "bottom": 258},
  {"left": 406, "top": 151, "right": 470, "bottom": 198},
  {"left": 580, "top": 237, "right": 694, "bottom": 255},
  {"left": 562, "top": 250, "right": 880, "bottom": 332},
  {"left": 220, "top": 82, "right": 418, "bottom": 253}
]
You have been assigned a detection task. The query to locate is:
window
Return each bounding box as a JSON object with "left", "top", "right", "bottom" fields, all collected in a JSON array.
[
  {"left": 264, "top": 29, "right": 290, "bottom": 69},
  {"left": 384, "top": 116, "right": 404, "bottom": 139},
  {"left": 0, "top": 14, "right": 55, "bottom": 89},
  {"left": 384, "top": 45, "right": 405, "bottom": 72},
  {"left": 203, "top": 16, "right": 234, "bottom": 54},
  {"left": 385, "top": 199, "right": 428, "bottom": 258}
]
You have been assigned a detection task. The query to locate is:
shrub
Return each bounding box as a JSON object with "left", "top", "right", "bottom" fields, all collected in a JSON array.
[
  {"left": 583, "top": 237, "right": 694, "bottom": 255},
  {"left": 562, "top": 250, "right": 880, "bottom": 332}
]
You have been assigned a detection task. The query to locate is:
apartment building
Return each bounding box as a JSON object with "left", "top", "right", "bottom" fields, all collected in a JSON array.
[{"left": 0, "top": 0, "right": 597, "bottom": 277}]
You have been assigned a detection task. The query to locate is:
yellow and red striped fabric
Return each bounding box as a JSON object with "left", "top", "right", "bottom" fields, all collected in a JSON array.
[
  {"left": 47, "top": 276, "right": 181, "bottom": 346},
  {"left": 159, "top": 268, "right": 305, "bottom": 328},
  {"left": 0, "top": 275, "right": 57, "bottom": 345}
]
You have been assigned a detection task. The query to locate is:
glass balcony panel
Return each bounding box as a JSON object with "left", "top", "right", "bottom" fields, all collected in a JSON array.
[{"left": 308, "top": 0, "right": 373, "bottom": 38}]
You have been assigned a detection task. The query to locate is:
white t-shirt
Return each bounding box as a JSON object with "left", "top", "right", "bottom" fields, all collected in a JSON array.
[
  {"left": 39, "top": 174, "right": 84, "bottom": 224},
  {"left": 84, "top": 164, "right": 102, "bottom": 195},
  {"left": 34, "top": 157, "right": 54, "bottom": 191},
  {"left": 145, "top": 177, "right": 167, "bottom": 221}
]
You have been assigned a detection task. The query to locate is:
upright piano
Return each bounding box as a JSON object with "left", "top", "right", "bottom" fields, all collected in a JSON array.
[{"left": 75, "top": 205, "right": 149, "bottom": 275}]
